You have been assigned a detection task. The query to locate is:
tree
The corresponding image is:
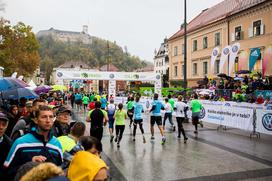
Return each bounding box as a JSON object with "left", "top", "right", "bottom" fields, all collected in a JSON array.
[{"left": 0, "top": 18, "right": 40, "bottom": 76}]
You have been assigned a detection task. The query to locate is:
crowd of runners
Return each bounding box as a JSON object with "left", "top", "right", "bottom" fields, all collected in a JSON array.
[{"left": 0, "top": 90, "right": 203, "bottom": 180}]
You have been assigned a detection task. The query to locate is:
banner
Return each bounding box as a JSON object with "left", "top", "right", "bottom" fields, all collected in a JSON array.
[
  {"left": 108, "top": 80, "right": 116, "bottom": 100},
  {"left": 201, "top": 103, "right": 253, "bottom": 130},
  {"left": 256, "top": 109, "right": 272, "bottom": 135},
  {"left": 249, "top": 48, "right": 261, "bottom": 71},
  {"left": 263, "top": 45, "right": 272, "bottom": 76},
  {"left": 219, "top": 46, "right": 231, "bottom": 73},
  {"left": 210, "top": 47, "right": 220, "bottom": 75},
  {"left": 229, "top": 43, "right": 240, "bottom": 75}
]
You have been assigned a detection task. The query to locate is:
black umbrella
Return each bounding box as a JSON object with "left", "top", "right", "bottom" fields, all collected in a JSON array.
[
  {"left": 237, "top": 70, "right": 251, "bottom": 74},
  {"left": 217, "top": 73, "right": 232, "bottom": 80}
]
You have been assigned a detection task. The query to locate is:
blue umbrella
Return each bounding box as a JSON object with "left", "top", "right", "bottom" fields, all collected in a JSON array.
[
  {"left": 2, "top": 87, "right": 38, "bottom": 100},
  {"left": 0, "top": 77, "right": 29, "bottom": 91}
]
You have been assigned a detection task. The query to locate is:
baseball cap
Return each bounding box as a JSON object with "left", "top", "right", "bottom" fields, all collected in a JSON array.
[
  {"left": 26, "top": 101, "right": 33, "bottom": 107},
  {"left": 56, "top": 106, "right": 72, "bottom": 115},
  {"left": 0, "top": 112, "right": 9, "bottom": 122}
]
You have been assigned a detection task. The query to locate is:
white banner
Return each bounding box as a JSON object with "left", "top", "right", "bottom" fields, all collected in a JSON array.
[
  {"left": 56, "top": 69, "right": 160, "bottom": 81},
  {"left": 108, "top": 80, "right": 116, "bottom": 100},
  {"left": 210, "top": 47, "right": 220, "bottom": 76},
  {"left": 229, "top": 43, "right": 240, "bottom": 75},
  {"left": 201, "top": 103, "right": 253, "bottom": 130},
  {"left": 256, "top": 109, "right": 272, "bottom": 135},
  {"left": 219, "top": 46, "right": 231, "bottom": 73}
]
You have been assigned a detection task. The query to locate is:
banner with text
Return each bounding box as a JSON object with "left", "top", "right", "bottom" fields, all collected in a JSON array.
[{"left": 256, "top": 109, "right": 272, "bottom": 135}]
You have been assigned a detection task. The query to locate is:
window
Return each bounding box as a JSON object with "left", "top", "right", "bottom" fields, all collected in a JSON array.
[
  {"left": 181, "top": 64, "right": 185, "bottom": 76},
  {"left": 174, "top": 66, "right": 178, "bottom": 77},
  {"left": 193, "top": 63, "right": 197, "bottom": 75},
  {"left": 174, "top": 46, "right": 178, "bottom": 56},
  {"left": 253, "top": 20, "right": 261, "bottom": 36},
  {"left": 234, "top": 57, "right": 239, "bottom": 73},
  {"left": 215, "top": 32, "right": 220, "bottom": 46},
  {"left": 215, "top": 59, "right": 220, "bottom": 74},
  {"left": 235, "top": 26, "right": 242, "bottom": 40},
  {"left": 193, "top": 40, "right": 197, "bottom": 51},
  {"left": 203, "top": 37, "right": 208, "bottom": 49},
  {"left": 203, "top": 62, "right": 208, "bottom": 75},
  {"left": 182, "top": 44, "right": 185, "bottom": 54}
]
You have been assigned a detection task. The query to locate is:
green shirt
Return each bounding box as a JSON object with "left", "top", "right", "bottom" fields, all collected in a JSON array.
[
  {"left": 88, "top": 109, "right": 108, "bottom": 118},
  {"left": 127, "top": 101, "right": 134, "bottom": 110},
  {"left": 114, "top": 110, "right": 126, "bottom": 125},
  {"left": 168, "top": 98, "right": 175, "bottom": 110},
  {"left": 190, "top": 99, "right": 202, "bottom": 113},
  {"left": 90, "top": 94, "right": 95, "bottom": 102},
  {"left": 57, "top": 135, "right": 76, "bottom": 153},
  {"left": 82, "top": 96, "right": 89, "bottom": 104}
]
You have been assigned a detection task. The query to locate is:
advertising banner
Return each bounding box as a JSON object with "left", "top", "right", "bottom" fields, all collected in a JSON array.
[
  {"left": 229, "top": 43, "right": 240, "bottom": 75},
  {"left": 256, "top": 109, "right": 272, "bottom": 135},
  {"left": 249, "top": 48, "right": 261, "bottom": 71},
  {"left": 201, "top": 103, "right": 253, "bottom": 130},
  {"left": 108, "top": 80, "right": 116, "bottom": 100},
  {"left": 219, "top": 46, "right": 231, "bottom": 73}
]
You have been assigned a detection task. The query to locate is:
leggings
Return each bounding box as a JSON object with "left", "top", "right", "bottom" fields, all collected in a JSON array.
[
  {"left": 163, "top": 112, "right": 174, "bottom": 126},
  {"left": 176, "top": 117, "right": 186, "bottom": 138},
  {"left": 133, "top": 119, "right": 144, "bottom": 137},
  {"left": 115, "top": 125, "right": 125, "bottom": 143}
]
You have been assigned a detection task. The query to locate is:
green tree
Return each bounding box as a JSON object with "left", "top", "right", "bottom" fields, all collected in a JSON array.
[{"left": 0, "top": 18, "right": 40, "bottom": 76}]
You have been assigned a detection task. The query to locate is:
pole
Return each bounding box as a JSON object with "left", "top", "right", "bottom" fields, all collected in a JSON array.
[{"left": 183, "top": 0, "right": 187, "bottom": 89}]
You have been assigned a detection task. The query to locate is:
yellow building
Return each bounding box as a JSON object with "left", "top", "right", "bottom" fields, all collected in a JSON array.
[{"left": 168, "top": 0, "right": 272, "bottom": 87}]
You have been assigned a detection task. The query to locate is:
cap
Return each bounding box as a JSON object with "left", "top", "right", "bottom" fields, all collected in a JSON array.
[
  {"left": 26, "top": 101, "right": 33, "bottom": 107},
  {"left": 0, "top": 112, "right": 9, "bottom": 122},
  {"left": 56, "top": 106, "right": 72, "bottom": 115}
]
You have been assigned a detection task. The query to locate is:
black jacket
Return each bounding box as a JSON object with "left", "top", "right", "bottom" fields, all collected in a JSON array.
[{"left": 0, "top": 134, "right": 12, "bottom": 180}]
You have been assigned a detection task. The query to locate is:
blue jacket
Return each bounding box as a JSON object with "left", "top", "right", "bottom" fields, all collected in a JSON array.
[{"left": 4, "top": 128, "right": 63, "bottom": 176}]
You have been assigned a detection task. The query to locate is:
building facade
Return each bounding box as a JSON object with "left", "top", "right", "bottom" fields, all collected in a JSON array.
[
  {"left": 168, "top": 0, "right": 272, "bottom": 87},
  {"left": 154, "top": 39, "right": 169, "bottom": 75},
  {"left": 37, "top": 25, "right": 92, "bottom": 44}
]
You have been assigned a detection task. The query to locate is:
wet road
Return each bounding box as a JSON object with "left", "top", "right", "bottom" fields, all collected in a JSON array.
[{"left": 73, "top": 109, "right": 272, "bottom": 181}]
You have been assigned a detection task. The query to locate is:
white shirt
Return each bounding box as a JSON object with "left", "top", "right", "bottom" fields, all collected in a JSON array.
[
  {"left": 164, "top": 102, "right": 172, "bottom": 113},
  {"left": 174, "top": 101, "right": 188, "bottom": 118}
]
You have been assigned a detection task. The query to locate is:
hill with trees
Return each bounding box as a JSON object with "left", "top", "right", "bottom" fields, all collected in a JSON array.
[{"left": 38, "top": 35, "right": 151, "bottom": 82}]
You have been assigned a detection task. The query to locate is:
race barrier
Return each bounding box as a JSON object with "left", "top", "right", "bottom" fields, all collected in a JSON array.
[{"left": 113, "top": 96, "right": 272, "bottom": 136}]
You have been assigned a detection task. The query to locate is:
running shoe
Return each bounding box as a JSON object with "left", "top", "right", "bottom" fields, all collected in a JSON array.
[
  {"left": 150, "top": 136, "right": 155, "bottom": 142},
  {"left": 114, "top": 137, "right": 118, "bottom": 142},
  {"left": 110, "top": 135, "right": 114, "bottom": 143},
  {"left": 200, "top": 121, "right": 204, "bottom": 128},
  {"left": 194, "top": 131, "right": 198, "bottom": 134},
  {"left": 173, "top": 126, "right": 176, "bottom": 132},
  {"left": 177, "top": 135, "right": 181, "bottom": 139},
  {"left": 117, "top": 143, "right": 120, "bottom": 148},
  {"left": 132, "top": 137, "right": 136, "bottom": 141},
  {"left": 143, "top": 137, "right": 146, "bottom": 143},
  {"left": 161, "top": 137, "right": 166, "bottom": 145},
  {"left": 184, "top": 137, "right": 188, "bottom": 143}
]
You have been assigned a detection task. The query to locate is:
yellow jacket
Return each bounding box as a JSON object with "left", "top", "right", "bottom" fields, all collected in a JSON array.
[{"left": 68, "top": 151, "right": 108, "bottom": 181}]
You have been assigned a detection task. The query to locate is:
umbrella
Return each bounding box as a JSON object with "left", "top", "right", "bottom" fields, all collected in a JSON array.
[
  {"left": 2, "top": 87, "right": 38, "bottom": 100},
  {"left": 234, "top": 77, "right": 244, "bottom": 81},
  {"left": 217, "top": 73, "right": 232, "bottom": 80},
  {"left": 34, "top": 85, "right": 52, "bottom": 95},
  {"left": 237, "top": 70, "right": 251, "bottom": 74},
  {"left": 52, "top": 85, "right": 67, "bottom": 91},
  {"left": 0, "top": 77, "right": 29, "bottom": 91}
]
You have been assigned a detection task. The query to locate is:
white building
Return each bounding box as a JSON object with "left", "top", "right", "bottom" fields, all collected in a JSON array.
[{"left": 154, "top": 38, "right": 169, "bottom": 75}]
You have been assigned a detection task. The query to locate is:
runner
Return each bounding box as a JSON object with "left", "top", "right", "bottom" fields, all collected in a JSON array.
[
  {"left": 149, "top": 93, "right": 166, "bottom": 145},
  {"left": 107, "top": 99, "right": 116, "bottom": 142},
  {"left": 82, "top": 94, "right": 90, "bottom": 112},
  {"left": 174, "top": 95, "right": 188, "bottom": 143},
  {"left": 190, "top": 93, "right": 203, "bottom": 134},
  {"left": 163, "top": 98, "right": 175, "bottom": 131},
  {"left": 132, "top": 96, "right": 146, "bottom": 143},
  {"left": 114, "top": 103, "right": 126, "bottom": 148},
  {"left": 127, "top": 96, "right": 134, "bottom": 128}
]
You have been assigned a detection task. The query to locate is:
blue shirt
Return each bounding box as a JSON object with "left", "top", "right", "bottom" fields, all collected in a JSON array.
[
  {"left": 100, "top": 97, "right": 107, "bottom": 109},
  {"left": 75, "top": 94, "right": 82, "bottom": 101},
  {"left": 151, "top": 100, "right": 164, "bottom": 116},
  {"left": 133, "top": 102, "right": 143, "bottom": 120}
]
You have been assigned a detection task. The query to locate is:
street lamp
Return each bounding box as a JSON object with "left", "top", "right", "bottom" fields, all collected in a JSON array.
[{"left": 183, "top": 0, "right": 187, "bottom": 89}]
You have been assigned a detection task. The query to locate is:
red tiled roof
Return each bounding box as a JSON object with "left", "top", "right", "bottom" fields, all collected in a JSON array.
[
  {"left": 100, "top": 64, "right": 119, "bottom": 71},
  {"left": 169, "top": 0, "right": 268, "bottom": 41}
]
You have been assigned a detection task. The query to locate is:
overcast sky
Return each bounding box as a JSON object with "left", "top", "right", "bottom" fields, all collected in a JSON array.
[{"left": 1, "top": 0, "right": 223, "bottom": 62}]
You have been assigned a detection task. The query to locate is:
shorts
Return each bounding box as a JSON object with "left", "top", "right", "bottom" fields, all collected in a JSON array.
[
  {"left": 108, "top": 115, "right": 115, "bottom": 129},
  {"left": 75, "top": 100, "right": 82, "bottom": 105},
  {"left": 192, "top": 112, "right": 200, "bottom": 125},
  {"left": 150, "top": 116, "right": 162, "bottom": 126},
  {"left": 133, "top": 119, "right": 143, "bottom": 124}
]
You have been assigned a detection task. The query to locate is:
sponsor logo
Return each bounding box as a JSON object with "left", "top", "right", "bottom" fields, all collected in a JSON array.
[
  {"left": 81, "top": 73, "right": 88, "bottom": 78},
  {"left": 213, "top": 49, "right": 218, "bottom": 56},
  {"left": 251, "top": 50, "right": 259, "bottom": 57},
  {"left": 109, "top": 74, "right": 115, "bottom": 79},
  {"left": 133, "top": 74, "right": 139, "bottom": 79},
  {"left": 57, "top": 72, "right": 63, "bottom": 77},
  {"left": 232, "top": 45, "right": 239, "bottom": 53},
  {"left": 262, "top": 113, "right": 272, "bottom": 131},
  {"left": 224, "top": 103, "right": 231, "bottom": 106},
  {"left": 156, "top": 75, "right": 161, "bottom": 80},
  {"left": 223, "top": 48, "right": 230, "bottom": 55},
  {"left": 199, "top": 107, "right": 205, "bottom": 119}
]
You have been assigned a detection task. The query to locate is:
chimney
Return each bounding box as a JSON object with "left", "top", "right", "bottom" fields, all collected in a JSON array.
[{"left": 83, "top": 25, "right": 88, "bottom": 34}]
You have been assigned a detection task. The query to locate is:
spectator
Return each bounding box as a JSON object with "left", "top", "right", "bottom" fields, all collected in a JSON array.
[
  {"left": 0, "top": 113, "right": 12, "bottom": 180},
  {"left": 53, "top": 106, "right": 72, "bottom": 137},
  {"left": 58, "top": 121, "right": 86, "bottom": 153},
  {"left": 4, "top": 106, "right": 63, "bottom": 179},
  {"left": 6, "top": 105, "right": 20, "bottom": 137}
]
